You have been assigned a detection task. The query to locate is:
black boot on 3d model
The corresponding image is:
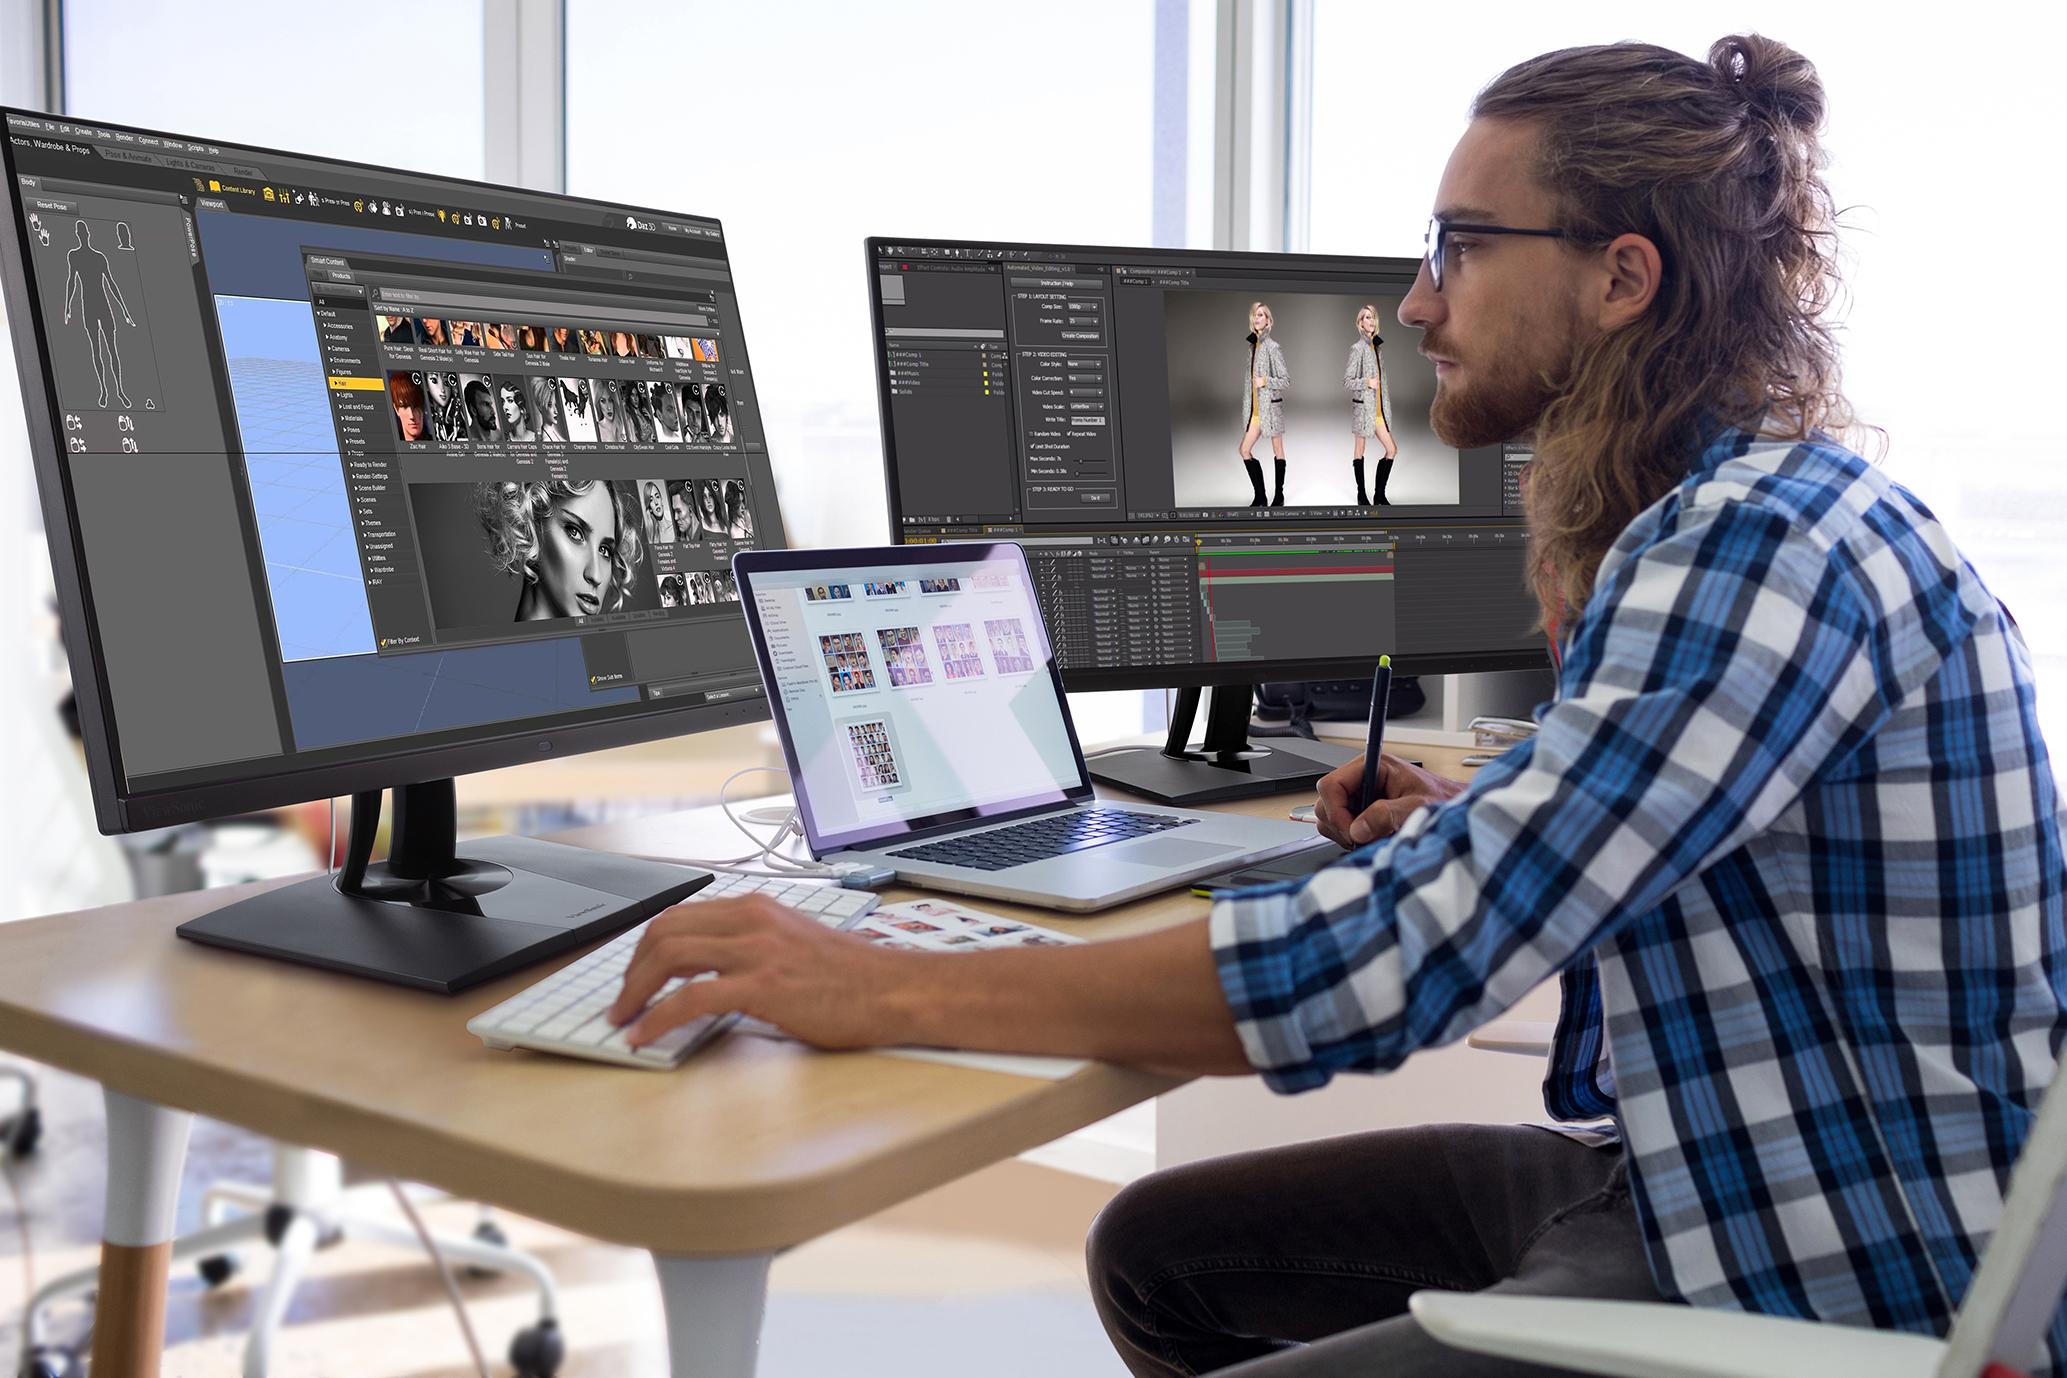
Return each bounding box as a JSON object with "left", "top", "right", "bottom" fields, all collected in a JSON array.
[
  {"left": 1373, "top": 457, "right": 1394, "bottom": 505},
  {"left": 1244, "top": 457, "right": 1267, "bottom": 506},
  {"left": 1353, "top": 458, "right": 1369, "bottom": 506},
  {"left": 1271, "top": 458, "right": 1286, "bottom": 507}
]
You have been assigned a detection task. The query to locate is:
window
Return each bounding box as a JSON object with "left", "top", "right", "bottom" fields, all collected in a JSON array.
[
  {"left": 63, "top": 0, "right": 484, "bottom": 181},
  {"left": 566, "top": 2, "right": 1154, "bottom": 556}
]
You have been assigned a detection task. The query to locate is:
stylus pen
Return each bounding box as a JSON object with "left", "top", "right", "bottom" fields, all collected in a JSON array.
[{"left": 1353, "top": 655, "right": 1393, "bottom": 819}]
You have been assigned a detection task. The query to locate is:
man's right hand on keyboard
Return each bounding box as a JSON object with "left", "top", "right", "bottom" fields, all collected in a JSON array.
[
  {"left": 602, "top": 892, "right": 1253, "bottom": 1077},
  {"left": 609, "top": 894, "right": 909, "bottom": 1052}
]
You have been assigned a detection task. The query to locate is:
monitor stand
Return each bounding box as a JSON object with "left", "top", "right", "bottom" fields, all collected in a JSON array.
[
  {"left": 176, "top": 780, "right": 711, "bottom": 993},
  {"left": 1086, "top": 685, "right": 1357, "bottom": 807}
]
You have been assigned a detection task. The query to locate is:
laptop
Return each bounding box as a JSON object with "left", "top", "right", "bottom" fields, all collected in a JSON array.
[{"left": 732, "top": 543, "right": 1327, "bottom": 912}]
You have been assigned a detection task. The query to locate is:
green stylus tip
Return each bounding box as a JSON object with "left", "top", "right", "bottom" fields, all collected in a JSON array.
[{"left": 1379, "top": 654, "right": 1391, "bottom": 667}]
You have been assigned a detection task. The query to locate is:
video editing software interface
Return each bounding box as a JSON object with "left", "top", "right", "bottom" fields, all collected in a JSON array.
[
  {"left": 5, "top": 111, "right": 782, "bottom": 798},
  {"left": 871, "top": 238, "right": 1543, "bottom": 681}
]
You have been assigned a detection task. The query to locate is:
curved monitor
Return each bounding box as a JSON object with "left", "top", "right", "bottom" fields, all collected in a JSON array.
[
  {"left": 0, "top": 109, "right": 787, "bottom": 835},
  {"left": 866, "top": 235, "right": 1549, "bottom": 691}
]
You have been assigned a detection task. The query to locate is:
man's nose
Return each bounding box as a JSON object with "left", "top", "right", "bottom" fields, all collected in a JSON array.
[{"left": 1399, "top": 262, "right": 1442, "bottom": 330}]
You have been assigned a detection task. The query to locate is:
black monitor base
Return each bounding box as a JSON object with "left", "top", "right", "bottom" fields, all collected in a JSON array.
[
  {"left": 176, "top": 781, "right": 710, "bottom": 993},
  {"left": 1088, "top": 686, "right": 1358, "bottom": 807}
]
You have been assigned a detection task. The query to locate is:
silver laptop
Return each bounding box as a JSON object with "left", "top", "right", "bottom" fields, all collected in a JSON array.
[{"left": 732, "top": 543, "right": 1323, "bottom": 912}]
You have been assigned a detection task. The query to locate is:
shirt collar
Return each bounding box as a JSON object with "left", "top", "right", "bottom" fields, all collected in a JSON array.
[{"left": 1681, "top": 412, "right": 1763, "bottom": 481}]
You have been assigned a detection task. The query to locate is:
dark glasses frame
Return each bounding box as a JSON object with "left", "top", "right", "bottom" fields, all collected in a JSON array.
[{"left": 1423, "top": 217, "right": 1584, "bottom": 290}]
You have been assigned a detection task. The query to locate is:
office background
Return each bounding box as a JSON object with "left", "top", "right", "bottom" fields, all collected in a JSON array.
[
  {"left": 0, "top": 4, "right": 2057, "bottom": 1375},
  {"left": 0, "top": 0, "right": 2055, "bottom": 912},
  {"left": 2, "top": 0, "right": 2058, "bottom": 930}
]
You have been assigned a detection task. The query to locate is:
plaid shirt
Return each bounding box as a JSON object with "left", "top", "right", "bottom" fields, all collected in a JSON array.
[{"left": 1212, "top": 421, "right": 2067, "bottom": 1364}]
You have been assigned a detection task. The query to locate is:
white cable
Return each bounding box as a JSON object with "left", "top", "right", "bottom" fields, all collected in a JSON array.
[
  {"left": 632, "top": 767, "right": 837, "bottom": 879},
  {"left": 388, "top": 1179, "right": 490, "bottom": 1378},
  {"left": 719, "top": 767, "right": 826, "bottom": 873}
]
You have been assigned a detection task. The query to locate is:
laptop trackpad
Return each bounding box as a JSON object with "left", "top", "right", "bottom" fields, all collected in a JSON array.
[{"left": 1112, "top": 837, "right": 1242, "bottom": 870}]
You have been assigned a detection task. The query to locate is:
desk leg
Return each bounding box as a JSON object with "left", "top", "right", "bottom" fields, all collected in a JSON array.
[
  {"left": 92, "top": 1089, "right": 193, "bottom": 1377},
  {"left": 652, "top": 1252, "right": 773, "bottom": 1378}
]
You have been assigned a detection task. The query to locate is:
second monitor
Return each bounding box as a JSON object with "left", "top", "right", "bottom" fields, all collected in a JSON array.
[{"left": 866, "top": 237, "right": 1548, "bottom": 804}]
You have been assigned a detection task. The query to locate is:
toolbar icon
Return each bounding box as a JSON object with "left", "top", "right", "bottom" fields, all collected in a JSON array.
[{"left": 437, "top": 209, "right": 446, "bottom": 223}]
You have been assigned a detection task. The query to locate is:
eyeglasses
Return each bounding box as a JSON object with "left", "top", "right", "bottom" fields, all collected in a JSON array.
[{"left": 1423, "top": 217, "right": 1583, "bottom": 291}]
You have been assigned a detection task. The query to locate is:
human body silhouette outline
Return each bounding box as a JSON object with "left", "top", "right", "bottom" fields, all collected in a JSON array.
[{"left": 62, "top": 222, "right": 132, "bottom": 407}]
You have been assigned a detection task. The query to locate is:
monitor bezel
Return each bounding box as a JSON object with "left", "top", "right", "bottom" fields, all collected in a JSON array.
[
  {"left": 863, "top": 234, "right": 1551, "bottom": 691},
  {"left": 1, "top": 105, "right": 781, "bottom": 835},
  {"left": 732, "top": 541, "right": 1097, "bottom": 856}
]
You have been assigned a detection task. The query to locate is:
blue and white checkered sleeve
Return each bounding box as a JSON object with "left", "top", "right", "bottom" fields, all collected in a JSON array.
[{"left": 1210, "top": 497, "right": 1895, "bottom": 1092}]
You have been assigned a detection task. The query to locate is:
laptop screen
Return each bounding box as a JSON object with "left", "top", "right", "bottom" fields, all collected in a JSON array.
[{"left": 735, "top": 544, "right": 1092, "bottom": 853}]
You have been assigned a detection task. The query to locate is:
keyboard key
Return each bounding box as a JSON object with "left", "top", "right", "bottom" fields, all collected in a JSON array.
[{"left": 563, "top": 1015, "right": 620, "bottom": 1048}]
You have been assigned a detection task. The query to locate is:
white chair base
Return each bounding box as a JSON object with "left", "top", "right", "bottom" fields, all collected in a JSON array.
[{"left": 19, "top": 1141, "right": 563, "bottom": 1378}]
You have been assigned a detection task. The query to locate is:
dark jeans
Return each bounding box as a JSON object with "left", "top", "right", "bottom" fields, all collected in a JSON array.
[{"left": 1087, "top": 1123, "right": 1664, "bottom": 1377}]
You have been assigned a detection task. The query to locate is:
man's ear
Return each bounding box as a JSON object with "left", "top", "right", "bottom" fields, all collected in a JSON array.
[{"left": 1595, "top": 232, "right": 1663, "bottom": 330}]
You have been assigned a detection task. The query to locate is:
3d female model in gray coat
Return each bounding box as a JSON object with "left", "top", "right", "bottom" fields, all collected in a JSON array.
[
  {"left": 1344, "top": 303, "right": 1398, "bottom": 505},
  {"left": 1239, "top": 301, "right": 1289, "bottom": 506}
]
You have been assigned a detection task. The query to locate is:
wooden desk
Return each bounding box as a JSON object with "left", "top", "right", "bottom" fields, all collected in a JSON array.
[{"left": 0, "top": 745, "right": 1483, "bottom": 1376}]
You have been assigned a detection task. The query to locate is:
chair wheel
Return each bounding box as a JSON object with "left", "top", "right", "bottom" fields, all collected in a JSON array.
[
  {"left": 18, "top": 1344, "right": 82, "bottom": 1378},
  {"left": 197, "top": 1252, "right": 239, "bottom": 1287},
  {"left": 509, "top": 1318, "right": 563, "bottom": 1378},
  {"left": 1, "top": 1106, "right": 38, "bottom": 1157},
  {"left": 466, "top": 1218, "right": 511, "bottom": 1278}
]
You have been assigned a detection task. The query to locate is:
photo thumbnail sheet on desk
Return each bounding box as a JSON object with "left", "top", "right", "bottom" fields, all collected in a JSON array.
[{"left": 754, "top": 555, "right": 1081, "bottom": 843}]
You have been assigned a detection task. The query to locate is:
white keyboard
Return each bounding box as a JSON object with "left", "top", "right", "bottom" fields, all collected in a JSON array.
[{"left": 467, "top": 872, "right": 880, "bottom": 1069}]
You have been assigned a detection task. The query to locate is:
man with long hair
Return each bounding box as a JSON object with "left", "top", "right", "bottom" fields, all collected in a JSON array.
[{"left": 598, "top": 35, "right": 2064, "bottom": 1377}]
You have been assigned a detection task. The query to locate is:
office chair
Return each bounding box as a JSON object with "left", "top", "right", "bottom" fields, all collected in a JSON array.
[
  {"left": 1413, "top": 1023, "right": 2067, "bottom": 1378},
  {"left": 18, "top": 1142, "right": 565, "bottom": 1378}
]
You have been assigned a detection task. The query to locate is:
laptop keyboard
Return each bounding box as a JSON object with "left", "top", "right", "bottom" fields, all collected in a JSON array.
[{"left": 887, "top": 809, "right": 1195, "bottom": 872}]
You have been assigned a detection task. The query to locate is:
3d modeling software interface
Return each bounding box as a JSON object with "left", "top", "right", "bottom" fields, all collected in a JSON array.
[
  {"left": 7, "top": 113, "right": 783, "bottom": 797},
  {"left": 872, "top": 239, "right": 1543, "bottom": 679}
]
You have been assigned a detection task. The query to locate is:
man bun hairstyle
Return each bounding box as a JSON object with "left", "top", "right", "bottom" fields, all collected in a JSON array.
[{"left": 1473, "top": 34, "right": 1853, "bottom": 619}]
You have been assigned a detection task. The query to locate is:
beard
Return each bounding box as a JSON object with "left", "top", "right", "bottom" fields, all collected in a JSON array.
[{"left": 1424, "top": 314, "right": 1576, "bottom": 449}]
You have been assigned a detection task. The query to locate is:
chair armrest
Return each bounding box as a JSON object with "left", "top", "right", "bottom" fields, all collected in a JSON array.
[
  {"left": 1407, "top": 1291, "right": 1946, "bottom": 1378},
  {"left": 1466, "top": 1021, "right": 1554, "bottom": 1056}
]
